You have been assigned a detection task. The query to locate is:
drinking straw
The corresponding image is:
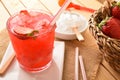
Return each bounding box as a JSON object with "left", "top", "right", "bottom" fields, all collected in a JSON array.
[
  {"left": 79, "top": 55, "right": 87, "bottom": 80},
  {"left": 49, "top": 0, "right": 71, "bottom": 26},
  {"left": 75, "top": 47, "right": 79, "bottom": 80},
  {"left": 75, "top": 47, "right": 87, "bottom": 80}
]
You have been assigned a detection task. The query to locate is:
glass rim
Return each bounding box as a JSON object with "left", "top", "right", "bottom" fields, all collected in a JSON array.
[{"left": 6, "top": 9, "right": 56, "bottom": 37}]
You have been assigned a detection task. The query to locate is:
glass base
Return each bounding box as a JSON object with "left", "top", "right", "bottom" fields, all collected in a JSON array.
[{"left": 19, "top": 60, "right": 52, "bottom": 73}]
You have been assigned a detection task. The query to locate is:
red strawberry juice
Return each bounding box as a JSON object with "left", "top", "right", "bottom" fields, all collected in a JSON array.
[{"left": 7, "top": 10, "right": 56, "bottom": 72}]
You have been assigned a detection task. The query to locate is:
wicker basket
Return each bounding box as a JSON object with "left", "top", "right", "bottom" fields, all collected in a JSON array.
[{"left": 89, "top": 1, "right": 120, "bottom": 72}]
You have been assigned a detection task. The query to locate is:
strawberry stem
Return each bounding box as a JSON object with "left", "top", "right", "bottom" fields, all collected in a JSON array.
[
  {"left": 117, "top": 1, "right": 120, "bottom": 6},
  {"left": 98, "top": 17, "right": 109, "bottom": 30},
  {"left": 112, "top": 1, "right": 120, "bottom": 7}
]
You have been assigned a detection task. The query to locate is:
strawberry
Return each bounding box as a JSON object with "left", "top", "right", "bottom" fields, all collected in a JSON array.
[
  {"left": 20, "top": 10, "right": 30, "bottom": 16},
  {"left": 112, "top": 1, "right": 120, "bottom": 19},
  {"left": 13, "top": 26, "right": 39, "bottom": 40},
  {"left": 98, "top": 17, "right": 120, "bottom": 39}
]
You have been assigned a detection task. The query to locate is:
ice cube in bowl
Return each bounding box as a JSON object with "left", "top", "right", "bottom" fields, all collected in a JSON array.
[{"left": 55, "top": 11, "right": 88, "bottom": 40}]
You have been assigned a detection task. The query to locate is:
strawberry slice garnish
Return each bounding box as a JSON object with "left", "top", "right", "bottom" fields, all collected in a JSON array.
[
  {"left": 14, "top": 26, "right": 33, "bottom": 35},
  {"left": 13, "top": 26, "right": 39, "bottom": 40}
]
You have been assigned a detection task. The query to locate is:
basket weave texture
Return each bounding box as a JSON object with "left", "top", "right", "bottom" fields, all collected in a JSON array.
[{"left": 89, "top": 1, "right": 120, "bottom": 72}]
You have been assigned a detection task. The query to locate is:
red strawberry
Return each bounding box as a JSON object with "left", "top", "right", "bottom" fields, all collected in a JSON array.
[
  {"left": 112, "top": 1, "right": 120, "bottom": 19},
  {"left": 13, "top": 26, "right": 39, "bottom": 40},
  {"left": 98, "top": 17, "right": 120, "bottom": 39},
  {"left": 20, "top": 10, "right": 30, "bottom": 16}
]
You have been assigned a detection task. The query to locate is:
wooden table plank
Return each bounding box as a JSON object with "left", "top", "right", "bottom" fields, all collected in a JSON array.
[
  {"left": 95, "top": 64, "right": 116, "bottom": 80},
  {"left": 0, "top": 1, "right": 10, "bottom": 31},
  {"left": 76, "top": 0, "right": 102, "bottom": 10},
  {"left": 20, "top": 0, "right": 48, "bottom": 11},
  {"left": 102, "top": 59, "right": 120, "bottom": 80},
  {"left": 1, "top": 0, "right": 25, "bottom": 15},
  {"left": 40, "top": 0, "right": 60, "bottom": 15}
]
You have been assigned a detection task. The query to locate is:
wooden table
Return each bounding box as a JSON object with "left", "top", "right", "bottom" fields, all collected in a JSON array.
[{"left": 0, "top": 0, "right": 120, "bottom": 80}]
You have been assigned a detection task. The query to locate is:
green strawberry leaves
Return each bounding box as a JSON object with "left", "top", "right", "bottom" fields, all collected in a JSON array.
[
  {"left": 112, "top": 1, "right": 120, "bottom": 7},
  {"left": 98, "top": 17, "right": 109, "bottom": 30}
]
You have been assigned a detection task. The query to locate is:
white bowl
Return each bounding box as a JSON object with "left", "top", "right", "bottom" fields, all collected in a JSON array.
[{"left": 55, "top": 11, "right": 88, "bottom": 40}]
